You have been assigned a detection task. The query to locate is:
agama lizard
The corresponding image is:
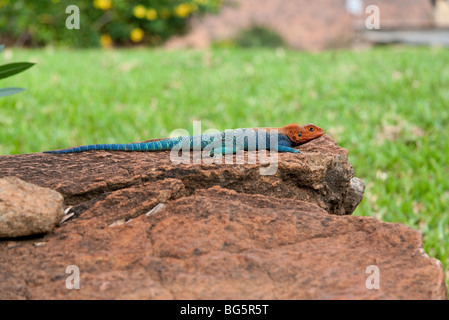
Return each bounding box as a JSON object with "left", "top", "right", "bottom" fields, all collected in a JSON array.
[{"left": 44, "top": 123, "right": 324, "bottom": 155}]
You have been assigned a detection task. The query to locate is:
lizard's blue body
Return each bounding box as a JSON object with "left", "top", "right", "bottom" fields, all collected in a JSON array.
[{"left": 44, "top": 129, "right": 301, "bottom": 154}]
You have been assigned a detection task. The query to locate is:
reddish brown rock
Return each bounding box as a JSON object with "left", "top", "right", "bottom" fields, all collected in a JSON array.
[
  {"left": 0, "top": 135, "right": 446, "bottom": 299},
  {"left": 0, "top": 186, "right": 446, "bottom": 299}
]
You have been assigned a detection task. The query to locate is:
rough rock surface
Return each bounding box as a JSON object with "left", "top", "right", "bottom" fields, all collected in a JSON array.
[
  {"left": 0, "top": 176, "right": 64, "bottom": 238},
  {"left": 0, "top": 135, "right": 446, "bottom": 299},
  {"left": 0, "top": 186, "right": 446, "bottom": 299}
]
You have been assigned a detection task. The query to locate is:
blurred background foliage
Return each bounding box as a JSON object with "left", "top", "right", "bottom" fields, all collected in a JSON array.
[
  {"left": 0, "top": 0, "right": 222, "bottom": 47},
  {"left": 213, "top": 26, "right": 286, "bottom": 49}
]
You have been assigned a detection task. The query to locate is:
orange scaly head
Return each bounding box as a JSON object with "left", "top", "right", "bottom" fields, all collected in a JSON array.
[{"left": 279, "top": 123, "right": 325, "bottom": 146}]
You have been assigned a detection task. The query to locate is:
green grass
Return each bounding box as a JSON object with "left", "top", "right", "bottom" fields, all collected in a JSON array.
[{"left": 1, "top": 46, "right": 448, "bottom": 286}]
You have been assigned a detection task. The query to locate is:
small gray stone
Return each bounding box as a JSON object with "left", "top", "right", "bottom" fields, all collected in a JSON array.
[
  {"left": 343, "top": 177, "right": 365, "bottom": 215},
  {"left": 0, "top": 176, "right": 64, "bottom": 238}
]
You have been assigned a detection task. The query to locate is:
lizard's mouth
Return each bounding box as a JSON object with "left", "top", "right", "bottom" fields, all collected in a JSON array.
[{"left": 296, "top": 130, "right": 324, "bottom": 145}]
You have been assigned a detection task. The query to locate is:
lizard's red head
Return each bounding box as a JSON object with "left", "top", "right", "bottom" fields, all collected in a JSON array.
[{"left": 280, "top": 123, "right": 325, "bottom": 145}]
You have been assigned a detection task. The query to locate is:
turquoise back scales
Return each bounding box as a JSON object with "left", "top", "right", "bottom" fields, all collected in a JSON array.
[{"left": 43, "top": 130, "right": 293, "bottom": 154}]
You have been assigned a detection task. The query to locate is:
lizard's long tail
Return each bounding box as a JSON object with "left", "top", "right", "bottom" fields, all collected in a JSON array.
[{"left": 43, "top": 138, "right": 181, "bottom": 154}]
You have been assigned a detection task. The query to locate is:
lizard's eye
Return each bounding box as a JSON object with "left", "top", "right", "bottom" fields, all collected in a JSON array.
[
  {"left": 298, "top": 132, "right": 302, "bottom": 137},
  {"left": 309, "top": 127, "right": 314, "bottom": 132}
]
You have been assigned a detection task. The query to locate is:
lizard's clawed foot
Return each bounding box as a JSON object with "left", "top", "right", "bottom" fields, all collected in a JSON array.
[{"left": 209, "top": 147, "right": 239, "bottom": 157}]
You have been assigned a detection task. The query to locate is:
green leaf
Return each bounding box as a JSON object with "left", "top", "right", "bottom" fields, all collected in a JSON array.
[
  {"left": 0, "top": 87, "right": 25, "bottom": 97},
  {"left": 0, "top": 45, "right": 4, "bottom": 54},
  {"left": 0, "top": 62, "right": 35, "bottom": 80}
]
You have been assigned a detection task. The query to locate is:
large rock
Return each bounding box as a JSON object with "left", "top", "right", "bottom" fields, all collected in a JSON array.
[
  {"left": 0, "top": 135, "right": 446, "bottom": 299},
  {"left": 0, "top": 186, "right": 446, "bottom": 299},
  {"left": 0, "top": 176, "right": 64, "bottom": 238}
]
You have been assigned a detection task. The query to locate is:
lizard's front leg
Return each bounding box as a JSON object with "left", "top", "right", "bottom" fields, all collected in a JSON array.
[{"left": 275, "top": 145, "right": 302, "bottom": 153}]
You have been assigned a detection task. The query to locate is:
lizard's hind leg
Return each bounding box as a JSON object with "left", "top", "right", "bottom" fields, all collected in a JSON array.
[
  {"left": 276, "top": 146, "right": 302, "bottom": 153},
  {"left": 210, "top": 147, "right": 239, "bottom": 157}
]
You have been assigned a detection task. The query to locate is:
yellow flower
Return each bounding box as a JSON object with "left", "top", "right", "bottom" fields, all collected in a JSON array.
[
  {"left": 94, "top": 0, "right": 111, "bottom": 10},
  {"left": 130, "top": 28, "right": 144, "bottom": 42},
  {"left": 100, "top": 34, "right": 113, "bottom": 48},
  {"left": 133, "top": 5, "right": 146, "bottom": 19},
  {"left": 146, "top": 8, "right": 157, "bottom": 21},
  {"left": 174, "top": 3, "right": 192, "bottom": 18},
  {"left": 0, "top": 0, "right": 10, "bottom": 8}
]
